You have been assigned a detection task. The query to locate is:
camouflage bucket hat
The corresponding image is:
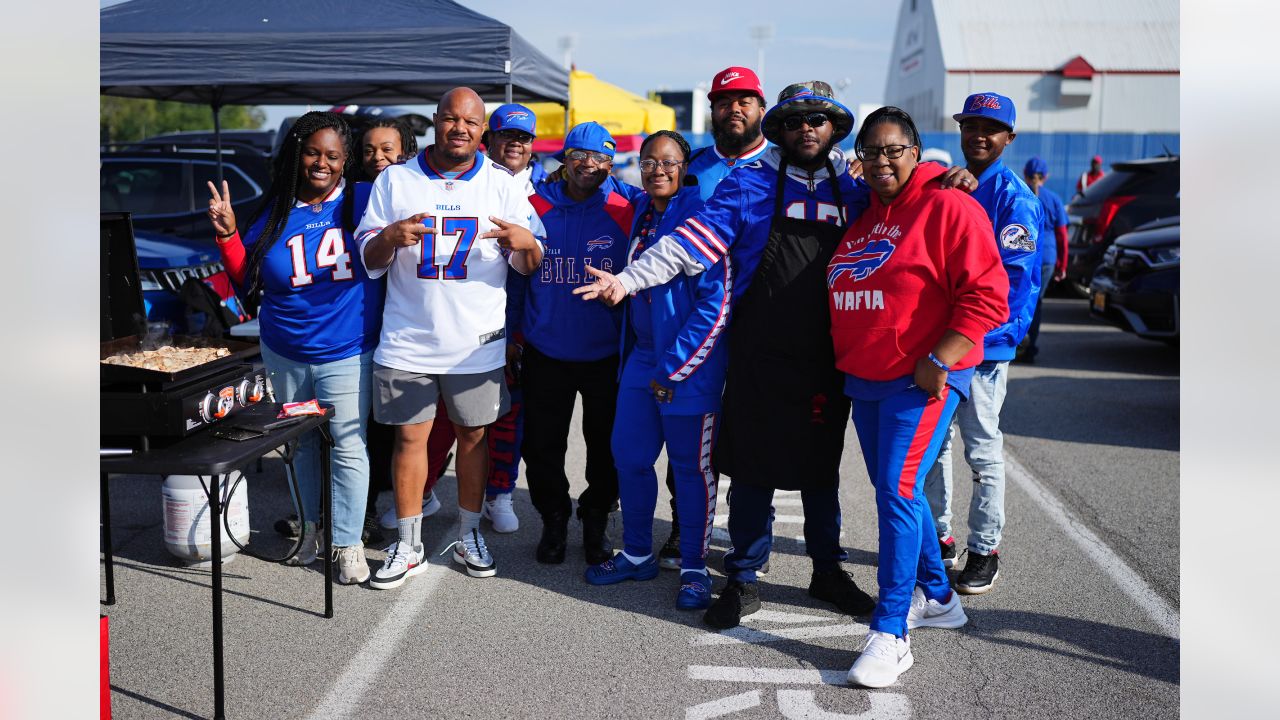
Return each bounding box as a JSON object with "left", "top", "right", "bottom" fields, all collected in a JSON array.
[{"left": 761, "top": 81, "right": 855, "bottom": 145}]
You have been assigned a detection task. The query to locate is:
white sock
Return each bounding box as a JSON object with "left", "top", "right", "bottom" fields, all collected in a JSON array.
[
  {"left": 457, "top": 507, "right": 482, "bottom": 540},
  {"left": 621, "top": 551, "right": 652, "bottom": 565}
]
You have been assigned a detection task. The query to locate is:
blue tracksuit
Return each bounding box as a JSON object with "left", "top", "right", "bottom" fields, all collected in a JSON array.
[
  {"left": 969, "top": 160, "right": 1043, "bottom": 361},
  {"left": 613, "top": 188, "right": 730, "bottom": 572},
  {"left": 1035, "top": 186, "right": 1067, "bottom": 270}
]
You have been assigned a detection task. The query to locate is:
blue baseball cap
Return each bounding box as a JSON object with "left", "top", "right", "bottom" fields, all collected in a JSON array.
[
  {"left": 488, "top": 103, "right": 537, "bottom": 137},
  {"left": 1023, "top": 156, "right": 1048, "bottom": 176},
  {"left": 953, "top": 92, "right": 1016, "bottom": 131},
  {"left": 554, "top": 121, "right": 616, "bottom": 161}
]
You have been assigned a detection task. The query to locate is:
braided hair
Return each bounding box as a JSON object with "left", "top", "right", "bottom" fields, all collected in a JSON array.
[
  {"left": 640, "top": 129, "right": 692, "bottom": 162},
  {"left": 355, "top": 117, "right": 418, "bottom": 181},
  {"left": 855, "top": 106, "right": 922, "bottom": 156},
  {"left": 243, "top": 111, "right": 352, "bottom": 298}
]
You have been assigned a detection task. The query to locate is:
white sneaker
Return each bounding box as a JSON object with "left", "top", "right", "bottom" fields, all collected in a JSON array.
[
  {"left": 333, "top": 544, "right": 370, "bottom": 585},
  {"left": 378, "top": 491, "right": 442, "bottom": 530},
  {"left": 847, "top": 631, "right": 913, "bottom": 688},
  {"left": 906, "top": 586, "right": 968, "bottom": 630},
  {"left": 482, "top": 493, "right": 519, "bottom": 533},
  {"left": 368, "top": 541, "right": 427, "bottom": 590},
  {"left": 452, "top": 528, "right": 496, "bottom": 578}
]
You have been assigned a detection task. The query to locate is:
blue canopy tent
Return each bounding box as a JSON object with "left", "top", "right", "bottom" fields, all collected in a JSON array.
[{"left": 101, "top": 0, "right": 569, "bottom": 178}]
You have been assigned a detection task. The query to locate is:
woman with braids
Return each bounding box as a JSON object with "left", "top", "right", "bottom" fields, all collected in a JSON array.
[
  {"left": 828, "top": 106, "right": 1008, "bottom": 687},
  {"left": 206, "top": 111, "right": 383, "bottom": 585},
  {"left": 582, "top": 131, "right": 730, "bottom": 611}
]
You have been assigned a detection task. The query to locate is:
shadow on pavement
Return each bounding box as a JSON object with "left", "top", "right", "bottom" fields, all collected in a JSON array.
[
  {"left": 109, "top": 685, "right": 205, "bottom": 720},
  {"left": 1002, "top": 376, "right": 1179, "bottom": 452}
]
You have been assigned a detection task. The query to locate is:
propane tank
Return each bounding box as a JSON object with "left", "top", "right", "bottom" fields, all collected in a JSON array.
[{"left": 161, "top": 472, "right": 250, "bottom": 567}]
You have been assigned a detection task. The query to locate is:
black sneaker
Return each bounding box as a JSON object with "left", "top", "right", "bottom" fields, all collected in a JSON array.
[
  {"left": 361, "top": 508, "right": 385, "bottom": 546},
  {"left": 808, "top": 569, "right": 876, "bottom": 616},
  {"left": 939, "top": 536, "right": 957, "bottom": 569},
  {"left": 955, "top": 550, "right": 999, "bottom": 595},
  {"left": 658, "top": 528, "right": 681, "bottom": 570},
  {"left": 274, "top": 513, "right": 301, "bottom": 538},
  {"left": 703, "top": 581, "right": 761, "bottom": 629},
  {"left": 536, "top": 512, "right": 569, "bottom": 564}
]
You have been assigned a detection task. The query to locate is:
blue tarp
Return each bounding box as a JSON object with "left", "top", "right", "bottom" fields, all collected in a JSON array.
[{"left": 100, "top": 0, "right": 569, "bottom": 106}]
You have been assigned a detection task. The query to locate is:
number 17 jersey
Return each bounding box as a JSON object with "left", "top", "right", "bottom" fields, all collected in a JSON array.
[{"left": 356, "top": 151, "right": 540, "bottom": 374}]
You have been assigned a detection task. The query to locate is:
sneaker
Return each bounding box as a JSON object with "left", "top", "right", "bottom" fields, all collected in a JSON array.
[
  {"left": 906, "top": 586, "right": 968, "bottom": 630},
  {"left": 379, "top": 491, "right": 442, "bottom": 531},
  {"left": 676, "top": 574, "right": 713, "bottom": 610},
  {"left": 847, "top": 631, "right": 913, "bottom": 688},
  {"left": 334, "top": 544, "right": 370, "bottom": 585},
  {"left": 482, "top": 493, "right": 519, "bottom": 533},
  {"left": 955, "top": 550, "right": 999, "bottom": 595},
  {"left": 703, "top": 581, "right": 761, "bottom": 629},
  {"left": 369, "top": 541, "right": 427, "bottom": 590},
  {"left": 274, "top": 513, "right": 301, "bottom": 538},
  {"left": 939, "top": 536, "right": 957, "bottom": 569},
  {"left": 658, "top": 528, "right": 681, "bottom": 570},
  {"left": 361, "top": 508, "right": 385, "bottom": 546},
  {"left": 451, "top": 529, "right": 496, "bottom": 578},
  {"left": 808, "top": 568, "right": 876, "bottom": 616},
  {"left": 584, "top": 553, "right": 659, "bottom": 586},
  {"left": 284, "top": 521, "right": 318, "bottom": 566}
]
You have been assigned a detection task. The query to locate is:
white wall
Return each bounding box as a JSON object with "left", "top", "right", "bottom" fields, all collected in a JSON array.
[{"left": 939, "top": 72, "right": 1180, "bottom": 134}]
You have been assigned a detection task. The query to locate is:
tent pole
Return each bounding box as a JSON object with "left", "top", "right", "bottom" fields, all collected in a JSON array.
[
  {"left": 211, "top": 87, "right": 224, "bottom": 184},
  {"left": 504, "top": 59, "right": 513, "bottom": 104}
]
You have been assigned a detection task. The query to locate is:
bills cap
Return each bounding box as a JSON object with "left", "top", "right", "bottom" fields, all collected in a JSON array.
[
  {"left": 554, "top": 121, "right": 617, "bottom": 161},
  {"left": 488, "top": 103, "right": 537, "bottom": 137},
  {"left": 953, "top": 92, "right": 1016, "bottom": 131}
]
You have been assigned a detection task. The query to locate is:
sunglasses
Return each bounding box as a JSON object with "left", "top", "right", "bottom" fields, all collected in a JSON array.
[
  {"left": 781, "top": 113, "right": 830, "bottom": 132},
  {"left": 494, "top": 130, "right": 534, "bottom": 145}
]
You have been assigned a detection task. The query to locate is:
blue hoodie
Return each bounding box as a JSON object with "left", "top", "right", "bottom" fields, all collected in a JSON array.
[
  {"left": 969, "top": 159, "right": 1044, "bottom": 361},
  {"left": 521, "top": 178, "right": 637, "bottom": 361},
  {"left": 621, "top": 187, "right": 730, "bottom": 415}
]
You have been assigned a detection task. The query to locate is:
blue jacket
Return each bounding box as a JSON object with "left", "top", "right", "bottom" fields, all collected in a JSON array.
[
  {"left": 686, "top": 138, "right": 770, "bottom": 202},
  {"left": 521, "top": 178, "right": 636, "bottom": 361},
  {"left": 1035, "top": 185, "right": 1068, "bottom": 269},
  {"left": 621, "top": 188, "right": 730, "bottom": 415},
  {"left": 969, "top": 160, "right": 1043, "bottom": 360}
]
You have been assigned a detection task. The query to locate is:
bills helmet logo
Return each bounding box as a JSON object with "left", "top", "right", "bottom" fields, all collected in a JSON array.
[
  {"left": 793, "top": 88, "right": 815, "bottom": 98},
  {"left": 505, "top": 110, "right": 530, "bottom": 121},
  {"left": 827, "top": 239, "right": 896, "bottom": 286},
  {"left": 586, "top": 236, "right": 615, "bottom": 252},
  {"left": 967, "top": 94, "right": 1002, "bottom": 111},
  {"left": 999, "top": 224, "right": 1035, "bottom": 252}
]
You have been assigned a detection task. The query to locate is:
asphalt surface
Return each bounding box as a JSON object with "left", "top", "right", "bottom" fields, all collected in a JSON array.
[{"left": 101, "top": 297, "right": 1179, "bottom": 719}]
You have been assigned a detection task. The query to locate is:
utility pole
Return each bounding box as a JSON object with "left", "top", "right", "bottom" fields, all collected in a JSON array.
[{"left": 750, "top": 24, "right": 774, "bottom": 87}]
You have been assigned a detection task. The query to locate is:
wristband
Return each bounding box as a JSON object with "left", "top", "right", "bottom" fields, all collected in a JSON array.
[
  {"left": 216, "top": 229, "right": 238, "bottom": 242},
  {"left": 926, "top": 353, "right": 950, "bottom": 372}
]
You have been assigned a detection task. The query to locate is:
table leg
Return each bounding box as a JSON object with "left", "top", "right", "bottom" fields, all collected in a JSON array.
[
  {"left": 320, "top": 429, "right": 334, "bottom": 619},
  {"left": 206, "top": 474, "right": 227, "bottom": 720},
  {"left": 101, "top": 472, "right": 115, "bottom": 605}
]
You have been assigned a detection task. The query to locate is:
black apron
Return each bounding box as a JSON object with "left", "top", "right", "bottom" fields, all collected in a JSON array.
[{"left": 714, "top": 159, "right": 852, "bottom": 490}]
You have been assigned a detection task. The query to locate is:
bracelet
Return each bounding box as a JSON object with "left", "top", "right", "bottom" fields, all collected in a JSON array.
[
  {"left": 926, "top": 353, "right": 950, "bottom": 372},
  {"left": 215, "top": 229, "right": 238, "bottom": 242}
]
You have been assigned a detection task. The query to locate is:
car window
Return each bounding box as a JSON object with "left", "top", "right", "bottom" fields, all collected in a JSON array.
[
  {"left": 189, "top": 161, "right": 262, "bottom": 204},
  {"left": 100, "top": 160, "right": 189, "bottom": 215}
]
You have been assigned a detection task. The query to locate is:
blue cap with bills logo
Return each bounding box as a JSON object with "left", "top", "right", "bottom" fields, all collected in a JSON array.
[
  {"left": 1023, "top": 156, "right": 1048, "bottom": 176},
  {"left": 554, "top": 121, "right": 616, "bottom": 161},
  {"left": 953, "top": 92, "right": 1016, "bottom": 131},
  {"left": 488, "top": 103, "right": 538, "bottom": 137}
]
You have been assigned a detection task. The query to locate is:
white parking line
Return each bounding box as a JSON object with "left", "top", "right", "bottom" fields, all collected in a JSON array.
[
  {"left": 694, "top": 622, "right": 869, "bottom": 646},
  {"left": 685, "top": 690, "right": 761, "bottom": 720},
  {"left": 688, "top": 665, "right": 848, "bottom": 685},
  {"left": 302, "top": 540, "right": 456, "bottom": 720},
  {"left": 1006, "top": 454, "right": 1180, "bottom": 639}
]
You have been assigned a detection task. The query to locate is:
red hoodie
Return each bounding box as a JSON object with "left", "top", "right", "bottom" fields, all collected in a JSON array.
[{"left": 828, "top": 162, "right": 1009, "bottom": 381}]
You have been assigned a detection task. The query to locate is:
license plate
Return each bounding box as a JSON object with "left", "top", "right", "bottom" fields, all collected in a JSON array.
[{"left": 1092, "top": 291, "right": 1107, "bottom": 312}]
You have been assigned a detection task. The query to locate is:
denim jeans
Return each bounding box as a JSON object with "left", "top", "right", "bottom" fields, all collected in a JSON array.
[
  {"left": 923, "top": 360, "right": 1009, "bottom": 555},
  {"left": 1025, "top": 261, "right": 1055, "bottom": 354},
  {"left": 260, "top": 343, "right": 372, "bottom": 547}
]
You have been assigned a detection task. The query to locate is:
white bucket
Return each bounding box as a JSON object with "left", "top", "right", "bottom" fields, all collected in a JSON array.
[{"left": 161, "top": 473, "right": 250, "bottom": 567}]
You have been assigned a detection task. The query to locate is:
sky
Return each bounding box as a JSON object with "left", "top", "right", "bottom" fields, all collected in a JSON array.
[{"left": 101, "top": 0, "right": 902, "bottom": 133}]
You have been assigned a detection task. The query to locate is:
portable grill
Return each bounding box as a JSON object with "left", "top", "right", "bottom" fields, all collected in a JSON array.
[{"left": 101, "top": 212, "right": 266, "bottom": 450}]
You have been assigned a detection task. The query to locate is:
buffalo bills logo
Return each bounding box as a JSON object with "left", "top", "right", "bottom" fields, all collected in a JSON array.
[
  {"left": 793, "top": 88, "right": 815, "bottom": 98},
  {"left": 827, "top": 238, "right": 896, "bottom": 286},
  {"left": 967, "top": 94, "right": 1002, "bottom": 111},
  {"left": 586, "top": 236, "right": 615, "bottom": 252},
  {"left": 505, "top": 110, "right": 530, "bottom": 121}
]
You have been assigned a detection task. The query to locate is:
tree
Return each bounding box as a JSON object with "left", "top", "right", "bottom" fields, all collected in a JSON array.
[{"left": 100, "top": 98, "right": 266, "bottom": 143}]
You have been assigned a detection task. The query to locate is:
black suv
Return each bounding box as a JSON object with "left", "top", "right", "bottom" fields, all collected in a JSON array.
[
  {"left": 1088, "top": 216, "right": 1179, "bottom": 343},
  {"left": 1065, "top": 155, "right": 1179, "bottom": 297}
]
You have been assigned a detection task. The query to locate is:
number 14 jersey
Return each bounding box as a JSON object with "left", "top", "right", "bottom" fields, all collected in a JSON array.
[{"left": 357, "top": 151, "right": 541, "bottom": 374}]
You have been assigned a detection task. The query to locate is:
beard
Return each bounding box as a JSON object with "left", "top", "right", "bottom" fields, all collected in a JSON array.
[
  {"left": 711, "top": 116, "right": 763, "bottom": 156},
  {"left": 783, "top": 135, "right": 837, "bottom": 169}
]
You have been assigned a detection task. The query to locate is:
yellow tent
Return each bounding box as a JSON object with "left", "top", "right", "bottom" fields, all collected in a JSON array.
[{"left": 526, "top": 69, "right": 675, "bottom": 139}]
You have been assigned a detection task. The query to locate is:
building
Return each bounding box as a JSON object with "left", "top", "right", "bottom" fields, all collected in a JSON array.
[{"left": 885, "top": 0, "right": 1179, "bottom": 134}]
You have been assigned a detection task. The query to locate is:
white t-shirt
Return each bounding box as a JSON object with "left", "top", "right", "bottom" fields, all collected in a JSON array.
[{"left": 357, "top": 152, "right": 540, "bottom": 374}]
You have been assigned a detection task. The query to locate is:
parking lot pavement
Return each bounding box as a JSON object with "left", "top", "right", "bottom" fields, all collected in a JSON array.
[{"left": 101, "top": 297, "right": 1178, "bottom": 719}]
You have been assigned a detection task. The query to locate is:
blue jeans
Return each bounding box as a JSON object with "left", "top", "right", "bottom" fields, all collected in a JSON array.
[
  {"left": 923, "top": 360, "right": 1009, "bottom": 555},
  {"left": 260, "top": 344, "right": 372, "bottom": 547}
]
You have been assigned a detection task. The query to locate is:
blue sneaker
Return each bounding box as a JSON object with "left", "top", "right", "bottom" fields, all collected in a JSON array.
[
  {"left": 677, "top": 574, "right": 713, "bottom": 610},
  {"left": 584, "top": 553, "right": 659, "bottom": 586}
]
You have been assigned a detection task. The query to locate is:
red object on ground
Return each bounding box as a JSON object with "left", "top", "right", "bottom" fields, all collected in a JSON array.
[{"left": 100, "top": 615, "right": 111, "bottom": 719}]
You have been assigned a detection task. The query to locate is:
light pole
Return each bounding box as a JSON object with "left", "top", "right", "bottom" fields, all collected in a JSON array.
[
  {"left": 750, "top": 24, "right": 774, "bottom": 86},
  {"left": 557, "top": 34, "right": 576, "bottom": 70}
]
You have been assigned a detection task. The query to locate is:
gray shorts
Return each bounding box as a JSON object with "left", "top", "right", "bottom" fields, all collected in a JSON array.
[{"left": 372, "top": 363, "right": 510, "bottom": 427}]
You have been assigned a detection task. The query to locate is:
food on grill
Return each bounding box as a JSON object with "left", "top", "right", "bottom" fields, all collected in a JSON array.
[{"left": 102, "top": 345, "right": 231, "bottom": 372}]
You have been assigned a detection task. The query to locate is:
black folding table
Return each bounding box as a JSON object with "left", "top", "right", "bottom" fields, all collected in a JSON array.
[{"left": 100, "top": 402, "right": 334, "bottom": 720}]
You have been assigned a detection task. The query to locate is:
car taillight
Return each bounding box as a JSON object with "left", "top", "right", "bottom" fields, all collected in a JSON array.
[{"left": 1091, "top": 195, "right": 1137, "bottom": 244}]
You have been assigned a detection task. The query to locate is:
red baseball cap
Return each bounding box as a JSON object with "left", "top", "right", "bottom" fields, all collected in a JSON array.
[{"left": 708, "top": 66, "right": 765, "bottom": 102}]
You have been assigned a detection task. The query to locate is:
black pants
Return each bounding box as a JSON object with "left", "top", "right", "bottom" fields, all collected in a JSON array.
[{"left": 521, "top": 344, "right": 619, "bottom": 519}]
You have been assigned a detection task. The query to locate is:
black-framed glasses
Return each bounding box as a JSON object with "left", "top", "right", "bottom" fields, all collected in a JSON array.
[
  {"left": 566, "top": 149, "right": 612, "bottom": 164},
  {"left": 493, "top": 130, "right": 534, "bottom": 145},
  {"left": 781, "top": 113, "right": 830, "bottom": 132},
  {"left": 638, "top": 158, "right": 684, "bottom": 172},
  {"left": 855, "top": 144, "right": 916, "bottom": 161}
]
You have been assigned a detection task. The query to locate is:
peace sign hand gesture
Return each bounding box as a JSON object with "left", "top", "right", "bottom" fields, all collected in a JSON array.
[
  {"left": 206, "top": 180, "right": 238, "bottom": 238},
  {"left": 481, "top": 216, "right": 538, "bottom": 252}
]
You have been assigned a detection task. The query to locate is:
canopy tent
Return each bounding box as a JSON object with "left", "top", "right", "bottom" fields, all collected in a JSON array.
[
  {"left": 101, "top": 0, "right": 568, "bottom": 178},
  {"left": 526, "top": 69, "right": 675, "bottom": 139}
]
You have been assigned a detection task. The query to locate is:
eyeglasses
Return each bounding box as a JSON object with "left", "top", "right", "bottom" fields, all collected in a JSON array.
[
  {"left": 854, "top": 145, "right": 916, "bottom": 161},
  {"left": 494, "top": 131, "right": 534, "bottom": 145},
  {"left": 638, "top": 158, "right": 684, "bottom": 172},
  {"left": 566, "top": 149, "right": 612, "bottom": 165},
  {"left": 781, "top": 113, "right": 830, "bottom": 132}
]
